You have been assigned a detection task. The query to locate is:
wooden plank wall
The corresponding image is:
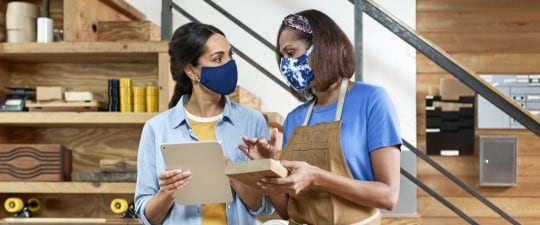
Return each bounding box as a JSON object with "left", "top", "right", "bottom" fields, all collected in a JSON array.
[
  {"left": 417, "top": 0, "right": 540, "bottom": 224},
  {"left": 5, "top": 61, "right": 158, "bottom": 171},
  {"left": 63, "top": 0, "right": 140, "bottom": 41}
]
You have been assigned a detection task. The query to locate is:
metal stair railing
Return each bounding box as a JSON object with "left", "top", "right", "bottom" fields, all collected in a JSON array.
[{"left": 352, "top": 0, "right": 539, "bottom": 135}]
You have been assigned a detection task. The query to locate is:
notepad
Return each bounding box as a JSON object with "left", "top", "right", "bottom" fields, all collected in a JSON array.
[{"left": 161, "top": 141, "right": 233, "bottom": 204}]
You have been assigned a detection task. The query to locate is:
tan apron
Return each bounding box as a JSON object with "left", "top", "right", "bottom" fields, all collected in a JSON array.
[{"left": 281, "top": 79, "right": 381, "bottom": 225}]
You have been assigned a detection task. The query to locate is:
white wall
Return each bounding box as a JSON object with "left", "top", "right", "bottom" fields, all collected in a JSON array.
[
  {"left": 127, "top": 1, "right": 416, "bottom": 142},
  {"left": 362, "top": 0, "right": 417, "bottom": 146}
]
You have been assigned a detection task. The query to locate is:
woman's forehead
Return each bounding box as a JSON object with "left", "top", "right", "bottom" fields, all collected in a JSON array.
[{"left": 203, "top": 33, "right": 230, "bottom": 54}]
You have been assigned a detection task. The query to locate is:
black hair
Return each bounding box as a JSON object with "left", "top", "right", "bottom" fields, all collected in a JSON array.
[{"left": 168, "top": 22, "right": 225, "bottom": 108}]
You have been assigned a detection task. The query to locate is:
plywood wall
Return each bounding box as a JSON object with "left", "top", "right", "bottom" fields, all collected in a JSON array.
[{"left": 416, "top": 0, "right": 540, "bottom": 223}]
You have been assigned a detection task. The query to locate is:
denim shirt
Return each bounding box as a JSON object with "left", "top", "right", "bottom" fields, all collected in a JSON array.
[{"left": 134, "top": 95, "right": 273, "bottom": 225}]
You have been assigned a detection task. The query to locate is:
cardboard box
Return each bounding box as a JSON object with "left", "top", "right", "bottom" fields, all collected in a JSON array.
[
  {"left": 37, "top": 86, "right": 65, "bottom": 101},
  {"left": 230, "top": 86, "right": 262, "bottom": 111},
  {"left": 97, "top": 20, "right": 160, "bottom": 41},
  {"left": 0, "top": 144, "right": 72, "bottom": 181}
]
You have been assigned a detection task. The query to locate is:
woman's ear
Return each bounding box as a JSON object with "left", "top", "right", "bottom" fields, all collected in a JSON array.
[{"left": 183, "top": 64, "right": 199, "bottom": 82}]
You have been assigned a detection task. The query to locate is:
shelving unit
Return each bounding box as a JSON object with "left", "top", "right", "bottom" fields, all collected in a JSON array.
[
  {"left": 1, "top": 182, "right": 135, "bottom": 194},
  {"left": 0, "top": 41, "right": 168, "bottom": 221},
  {"left": 0, "top": 0, "right": 167, "bottom": 223},
  {"left": 0, "top": 112, "right": 157, "bottom": 127},
  {"left": 0, "top": 41, "right": 170, "bottom": 222}
]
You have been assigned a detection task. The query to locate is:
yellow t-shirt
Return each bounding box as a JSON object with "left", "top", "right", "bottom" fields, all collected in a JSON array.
[{"left": 187, "top": 112, "right": 227, "bottom": 225}]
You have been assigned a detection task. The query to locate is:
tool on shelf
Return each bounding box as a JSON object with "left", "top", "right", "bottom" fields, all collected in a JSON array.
[{"left": 0, "top": 85, "right": 35, "bottom": 112}]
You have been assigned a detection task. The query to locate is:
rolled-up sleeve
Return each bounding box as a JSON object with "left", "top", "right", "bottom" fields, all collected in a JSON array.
[{"left": 247, "top": 195, "right": 274, "bottom": 216}]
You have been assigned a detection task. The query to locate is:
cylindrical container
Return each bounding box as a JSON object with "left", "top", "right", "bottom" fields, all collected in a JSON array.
[
  {"left": 37, "top": 17, "right": 53, "bottom": 43},
  {"left": 119, "top": 78, "right": 133, "bottom": 112},
  {"left": 133, "top": 86, "right": 146, "bottom": 112},
  {"left": 6, "top": 1, "right": 38, "bottom": 43},
  {"left": 146, "top": 85, "right": 159, "bottom": 112},
  {"left": 108, "top": 79, "right": 120, "bottom": 112}
]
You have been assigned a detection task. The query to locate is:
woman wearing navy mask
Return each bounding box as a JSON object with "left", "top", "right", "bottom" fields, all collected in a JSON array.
[
  {"left": 240, "top": 10, "right": 402, "bottom": 225},
  {"left": 135, "top": 22, "right": 273, "bottom": 225}
]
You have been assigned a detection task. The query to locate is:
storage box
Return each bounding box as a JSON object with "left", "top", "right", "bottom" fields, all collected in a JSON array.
[
  {"left": 97, "top": 20, "right": 160, "bottom": 41},
  {"left": 479, "top": 136, "right": 517, "bottom": 186},
  {"left": 0, "top": 144, "right": 72, "bottom": 181},
  {"left": 37, "top": 86, "right": 65, "bottom": 101}
]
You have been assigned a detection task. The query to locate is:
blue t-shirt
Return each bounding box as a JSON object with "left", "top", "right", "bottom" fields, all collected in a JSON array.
[
  {"left": 134, "top": 95, "right": 273, "bottom": 225},
  {"left": 282, "top": 82, "right": 402, "bottom": 181}
]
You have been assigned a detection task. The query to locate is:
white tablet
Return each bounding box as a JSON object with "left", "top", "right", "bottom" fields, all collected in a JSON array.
[{"left": 161, "top": 141, "right": 233, "bottom": 204}]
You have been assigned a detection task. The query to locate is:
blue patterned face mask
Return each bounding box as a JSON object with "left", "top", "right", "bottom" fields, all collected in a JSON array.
[{"left": 280, "top": 46, "right": 314, "bottom": 92}]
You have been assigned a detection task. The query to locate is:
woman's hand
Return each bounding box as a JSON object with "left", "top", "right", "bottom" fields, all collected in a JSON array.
[
  {"left": 258, "top": 160, "right": 318, "bottom": 196},
  {"left": 238, "top": 128, "right": 279, "bottom": 159},
  {"left": 157, "top": 169, "right": 192, "bottom": 199}
]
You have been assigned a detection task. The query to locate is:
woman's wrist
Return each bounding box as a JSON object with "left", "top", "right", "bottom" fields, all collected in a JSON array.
[{"left": 310, "top": 165, "right": 325, "bottom": 188}]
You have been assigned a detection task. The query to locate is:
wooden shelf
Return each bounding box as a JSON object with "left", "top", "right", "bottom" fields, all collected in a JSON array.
[
  {"left": 0, "top": 112, "right": 156, "bottom": 127},
  {"left": 0, "top": 42, "right": 168, "bottom": 63},
  {"left": 1, "top": 218, "right": 141, "bottom": 224},
  {"left": 0, "top": 182, "right": 135, "bottom": 194}
]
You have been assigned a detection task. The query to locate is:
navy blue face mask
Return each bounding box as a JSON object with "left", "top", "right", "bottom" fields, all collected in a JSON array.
[{"left": 199, "top": 59, "right": 238, "bottom": 95}]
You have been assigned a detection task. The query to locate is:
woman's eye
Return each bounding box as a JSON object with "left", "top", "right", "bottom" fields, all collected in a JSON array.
[
  {"left": 286, "top": 50, "right": 295, "bottom": 57},
  {"left": 212, "top": 57, "right": 222, "bottom": 63}
]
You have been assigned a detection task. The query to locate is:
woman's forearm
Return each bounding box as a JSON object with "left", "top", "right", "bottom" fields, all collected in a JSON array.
[
  {"left": 268, "top": 193, "right": 289, "bottom": 219},
  {"left": 230, "top": 178, "right": 263, "bottom": 210},
  {"left": 144, "top": 192, "right": 175, "bottom": 225}
]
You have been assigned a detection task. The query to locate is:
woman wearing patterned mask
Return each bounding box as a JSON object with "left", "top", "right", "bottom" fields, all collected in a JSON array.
[
  {"left": 135, "top": 22, "right": 273, "bottom": 225},
  {"left": 239, "top": 9, "right": 402, "bottom": 225}
]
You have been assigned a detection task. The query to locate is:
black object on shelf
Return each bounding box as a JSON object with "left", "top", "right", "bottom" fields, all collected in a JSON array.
[
  {"left": 108, "top": 79, "right": 120, "bottom": 112},
  {"left": 425, "top": 95, "right": 475, "bottom": 155},
  {"left": 0, "top": 86, "right": 36, "bottom": 112}
]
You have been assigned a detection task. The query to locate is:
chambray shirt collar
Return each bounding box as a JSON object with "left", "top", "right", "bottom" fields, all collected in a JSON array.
[{"left": 168, "top": 94, "right": 236, "bottom": 129}]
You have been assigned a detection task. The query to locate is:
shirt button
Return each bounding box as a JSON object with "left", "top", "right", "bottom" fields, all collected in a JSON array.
[{"left": 227, "top": 205, "right": 231, "bottom": 209}]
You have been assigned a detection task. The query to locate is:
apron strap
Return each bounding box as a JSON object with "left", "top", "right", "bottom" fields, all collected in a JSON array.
[
  {"left": 335, "top": 78, "right": 348, "bottom": 121},
  {"left": 302, "top": 79, "right": 349, "bottom": 126}
]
